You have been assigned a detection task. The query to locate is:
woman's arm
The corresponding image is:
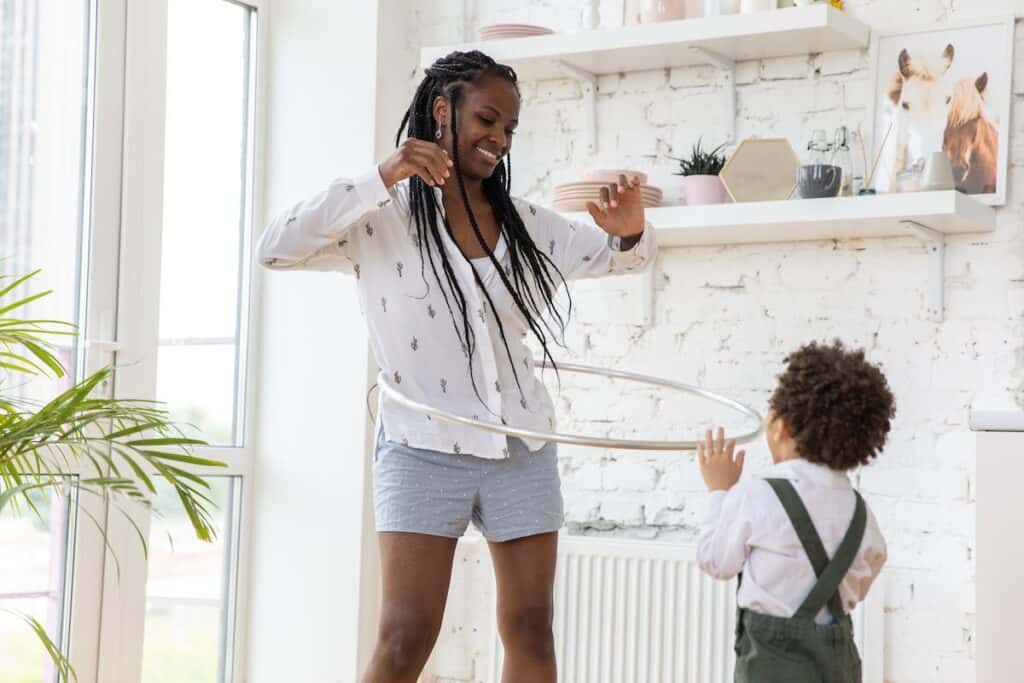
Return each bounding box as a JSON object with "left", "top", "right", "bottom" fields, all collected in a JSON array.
[
  {"left": 257, "top": 139, "right": 452, "bottom": 272},
  {"left": 256, "top": 169, "right": 390, "bottom": 273},
  {"left": 523, "top": 174, "right": 657, "bottom": 281},
  {"left": 526, "top": 202, "right": 657, "bottom": 282},
  {"left": 562, "top": 218, "right": 656, "bottom": 281}
]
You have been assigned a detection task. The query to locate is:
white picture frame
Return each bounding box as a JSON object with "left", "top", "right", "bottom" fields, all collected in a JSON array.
[{"left": 866, "top": 15, "right": 1014, "bottom": 206}]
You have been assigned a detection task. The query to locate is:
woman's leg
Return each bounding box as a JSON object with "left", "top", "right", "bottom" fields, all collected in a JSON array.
[
  {"left": 488, "top": 531, "right": 559, "bottom": 683},
  {"left": 361, "top": 531, "right": 458, "bottom": 683}
]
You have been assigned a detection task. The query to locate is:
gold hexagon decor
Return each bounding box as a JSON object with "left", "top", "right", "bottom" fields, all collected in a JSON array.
[{"left": 719, "top": 138, "right": 800, "bottom": 203}]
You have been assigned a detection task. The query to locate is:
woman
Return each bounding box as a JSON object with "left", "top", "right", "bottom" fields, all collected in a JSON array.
[{"left": 257, "top": 50, "right": 656, "bottom": 682}]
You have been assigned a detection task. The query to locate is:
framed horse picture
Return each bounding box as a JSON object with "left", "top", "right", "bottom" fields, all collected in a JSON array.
[{"left": 867, "top": 15, "right": 1014, "bottom": 206}]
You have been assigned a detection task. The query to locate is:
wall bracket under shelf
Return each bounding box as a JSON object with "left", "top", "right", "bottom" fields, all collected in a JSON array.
[{"left": 901, "top": 219, "right": 945, "bottom": 322}]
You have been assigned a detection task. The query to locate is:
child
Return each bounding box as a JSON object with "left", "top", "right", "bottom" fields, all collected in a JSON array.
[{"left": 697, "top": 340, "right": 893, "bottom": 682}]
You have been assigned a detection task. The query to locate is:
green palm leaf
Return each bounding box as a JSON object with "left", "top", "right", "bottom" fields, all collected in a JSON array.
[
  {"left": 1, "top": 269, "right": 227, "bottom": 678},
  {"left": 1, "top": 609, "right": 77, "bottom": 682}
]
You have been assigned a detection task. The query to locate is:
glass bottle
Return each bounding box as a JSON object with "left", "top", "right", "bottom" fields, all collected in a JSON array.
[
  {"left": 831, "top": 126, "right": 854, "bottom": 196},
  {"left": 805, "top": 129, "right": 830, "bottom": 166},
  {"left": 798, "top": 129, "right": 838, "bottom": 199}
]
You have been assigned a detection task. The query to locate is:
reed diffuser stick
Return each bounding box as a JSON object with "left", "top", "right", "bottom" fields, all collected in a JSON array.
[
  {"left": 856, "top": 123, "right": 869, "bottom": 183},
  {"left": 867, "top": 120, "right": 894, "bottom": 188}
]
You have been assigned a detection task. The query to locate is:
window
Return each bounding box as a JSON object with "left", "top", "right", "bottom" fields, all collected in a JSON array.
[
  {"left": 0, "top": 488, "right": 75, "bottom": 683},
  {"left": 141, "top": 477, "right": 243, "bottom": 683},
  {"left": 1, "top": 0, "right": 260, "bottom": 679},
  {"left": 155, "top": 0, "right": 256, "bottom": 447},
  {"left": 0, "top": 1, "right": 91, "bottom": 680}
]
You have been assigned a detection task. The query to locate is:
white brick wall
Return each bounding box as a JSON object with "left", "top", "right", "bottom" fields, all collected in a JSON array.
[{"left": 401, "top": 1, "right": 1024, "bottom": 680}]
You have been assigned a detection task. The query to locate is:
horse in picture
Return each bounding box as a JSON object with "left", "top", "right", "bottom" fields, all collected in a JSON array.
[
  {"left": 943, "top": 73, "right": 999, "bottom": 194},
  {"left": 882, "top": 44, "right": 955, "bottom": 184}
]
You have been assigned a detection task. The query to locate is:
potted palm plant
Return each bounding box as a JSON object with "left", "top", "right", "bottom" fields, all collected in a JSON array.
[
  {"left": 671, "top": 139, "right": 729, "bottom": 205},
  {"left": 0, "top": 268, "right": 224, "bottom": 680}
]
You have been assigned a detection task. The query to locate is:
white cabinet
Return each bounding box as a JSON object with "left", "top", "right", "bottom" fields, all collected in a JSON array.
[{"left": 973, "top": 410, "right": 1024, "bottom": 681}]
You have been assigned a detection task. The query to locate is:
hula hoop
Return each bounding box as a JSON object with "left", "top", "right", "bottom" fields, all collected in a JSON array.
[{"left": 376, "top": 360, "right": 762, "bottom": 451}]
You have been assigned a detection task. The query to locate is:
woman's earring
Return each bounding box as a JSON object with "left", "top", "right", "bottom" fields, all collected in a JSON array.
[{"left": 435, "top": 128, "right": 443, "bottom": 140}]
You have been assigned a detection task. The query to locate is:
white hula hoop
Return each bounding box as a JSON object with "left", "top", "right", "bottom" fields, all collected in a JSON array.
[{"left": 377, "top": 360, "right": 762, "bottom": 451}]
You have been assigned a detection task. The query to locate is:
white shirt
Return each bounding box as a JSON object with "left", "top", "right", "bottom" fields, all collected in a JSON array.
[
  {"left": 256, "top": 168, "right": 657, "bottom": 458},
  {"left": 698, "top": 459, "right": 887, "bottom": 624}
]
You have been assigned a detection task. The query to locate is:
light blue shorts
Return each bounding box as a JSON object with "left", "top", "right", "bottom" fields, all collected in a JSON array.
[{"left": 373, "top": 431, "right": 563, "bottom": 542}]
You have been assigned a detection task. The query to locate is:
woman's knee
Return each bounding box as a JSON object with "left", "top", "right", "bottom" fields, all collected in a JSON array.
[
  {"left": 498, "top": 604, "right": 555, "bottom": 659},
  {"left": 375, "top": 613, "right": 441, "bottom": 675}
]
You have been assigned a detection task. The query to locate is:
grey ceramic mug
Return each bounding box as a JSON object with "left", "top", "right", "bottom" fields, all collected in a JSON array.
[{"left": 797, "top": 164, "right": 842, "bottom": 199}]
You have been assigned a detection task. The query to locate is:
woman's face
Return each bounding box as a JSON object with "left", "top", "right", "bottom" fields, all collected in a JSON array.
[{"left": 434, "top": 74, "right": 520, "bottom": 181}]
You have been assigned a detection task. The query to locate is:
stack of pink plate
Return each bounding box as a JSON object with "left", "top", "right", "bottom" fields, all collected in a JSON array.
[
  {"left": 478, "top": 23, "right": 555, "bottom": 40},
  {"left": 552, "top": 170, "right": 662, "bottom": 212}
]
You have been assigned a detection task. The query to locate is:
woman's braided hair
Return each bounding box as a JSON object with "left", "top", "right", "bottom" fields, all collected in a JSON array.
[{"left": 396, "top": 50, "right": 570, "bottom": 406}]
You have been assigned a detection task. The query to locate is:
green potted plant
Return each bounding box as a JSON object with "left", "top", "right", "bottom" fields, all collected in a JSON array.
[
  {"left": 671, "top": 139, "right": 729, "bottom": 205},
  {"left": 0, "top": 268, "right": 224, "bottom": 680}
]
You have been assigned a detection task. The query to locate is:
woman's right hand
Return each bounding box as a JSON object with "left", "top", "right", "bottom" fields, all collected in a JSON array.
[{"left": 378, "top": 139, "right": 454, "bottom": 189}]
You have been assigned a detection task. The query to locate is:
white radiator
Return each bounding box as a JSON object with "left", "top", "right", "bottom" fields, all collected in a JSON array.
[{"left": 482, "top": 535, "right": 884, "bottom": 683}]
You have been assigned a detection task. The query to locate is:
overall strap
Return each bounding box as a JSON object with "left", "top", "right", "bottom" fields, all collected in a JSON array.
[
  {"left": 794, "top": 489, "right": 866, "bottom": 620},
  {"left": 765, "top": 479, "right": 865, "bottom": 620}
]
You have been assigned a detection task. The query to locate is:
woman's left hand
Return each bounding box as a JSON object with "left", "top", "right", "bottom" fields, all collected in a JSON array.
[{"left": 586, "top": 174, "right": 645, "bottom": 238}]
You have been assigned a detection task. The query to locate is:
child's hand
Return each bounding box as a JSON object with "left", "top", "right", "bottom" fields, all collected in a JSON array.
[{"left": 697, "top": 427, "right": 745, "bottom": 492}]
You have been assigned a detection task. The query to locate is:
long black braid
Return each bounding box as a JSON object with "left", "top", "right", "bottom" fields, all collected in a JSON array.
[{"left": 395, "top": 50, "right": 570, "bottom": 406}]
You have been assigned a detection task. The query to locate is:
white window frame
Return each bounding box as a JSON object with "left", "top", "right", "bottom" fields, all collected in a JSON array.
[{"left": 60, "top": 0, "right": 267, "bottom": 680}]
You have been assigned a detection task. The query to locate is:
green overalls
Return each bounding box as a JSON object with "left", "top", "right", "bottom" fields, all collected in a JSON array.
[{"left": 734, "top": 478, "right": 867, "bottom": 683}]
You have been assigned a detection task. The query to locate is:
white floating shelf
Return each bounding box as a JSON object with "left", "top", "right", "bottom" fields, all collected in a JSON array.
[
  {"left": 420, "top": 5, "right": 869, "bottom": 81},
  {"left": 563, "top": 191, "right": 993, "bottom": 322},
  {"left": 563, "top": 191, "right": 994, "bottom": 247},
  {"left": 971, "top": 405, "right": 1024, "bottom": 432}
]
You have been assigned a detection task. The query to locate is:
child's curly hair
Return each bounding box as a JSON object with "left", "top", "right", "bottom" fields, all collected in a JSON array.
[{"left": 769, "top": 340, "right": 896, "bottom": 471}]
